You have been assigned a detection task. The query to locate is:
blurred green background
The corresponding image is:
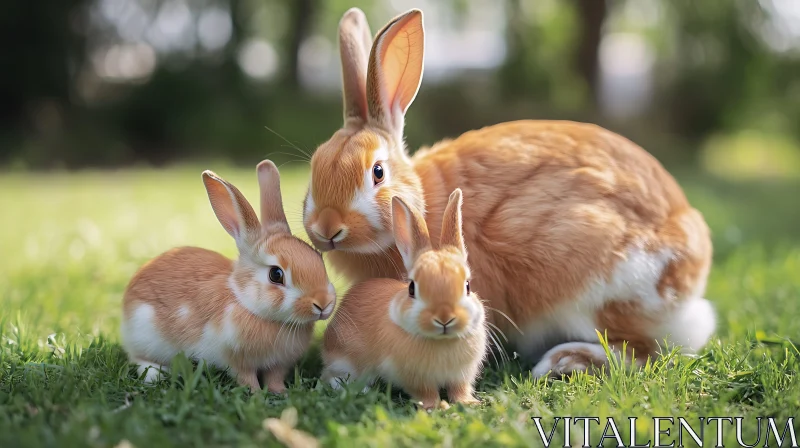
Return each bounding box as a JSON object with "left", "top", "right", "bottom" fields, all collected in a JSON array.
[
  {"left": 1, "top": 0, "right": 800, "bottom": 255},
  {"left": 1, "top": 0, "right": 799, "bottom": 170}
]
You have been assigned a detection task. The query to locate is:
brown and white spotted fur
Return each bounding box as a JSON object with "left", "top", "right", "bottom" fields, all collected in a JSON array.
[
  {"left": 122, "top": 161, "right": 335, "bottom": 391},
  {"left": 304, "top": 8, "right": 715, "bottom": 378},
  {"left": 322, "top": 190, "right": 487, "bottom": 409}
]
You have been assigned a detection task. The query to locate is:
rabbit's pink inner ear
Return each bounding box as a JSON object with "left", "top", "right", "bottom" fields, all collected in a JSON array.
[
  {"left": 203, "top": 174, "right": 240, "bottom": 239},
  {"left": 391, "top": 196, "right": 431, "bottom": 271},
  {"left": 203, "top": 172, "right": 259, "bottom": 244},
  {"left": 339, "top": 8, "right": 372, "bottom": 124},
  {"left": 367, "top": 9, "right": 424, "bottom": 129},
  {"left": 391, "top": 198, "right": 415, "bottom": 270}
]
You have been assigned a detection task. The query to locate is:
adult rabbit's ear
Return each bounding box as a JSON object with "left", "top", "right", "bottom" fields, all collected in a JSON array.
[
  {"left": 339, "top": 8, "right": 373, "bottom": 126},
  {"left": 366, "top": 9, "right": 424, "bottom": 136}
]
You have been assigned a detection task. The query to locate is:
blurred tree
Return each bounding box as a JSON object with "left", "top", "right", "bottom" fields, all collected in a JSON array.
[
  {"left": 498, "top": 0, "right": 586, "bottom": 111},
  {"left": 284, "top": 0, "right": 319, "bottom": 89},
  {"left": 657, "top": 0, "right": 800, "bottom": 142},
  {"left": 573, "top": 0, "right": 608, "bottom": 105},
  {"left": 1, "top": 0, "right": 798, "bottom": 169},
  {"left": 0, "top": 0, "right": 88, "bottom": 148}
]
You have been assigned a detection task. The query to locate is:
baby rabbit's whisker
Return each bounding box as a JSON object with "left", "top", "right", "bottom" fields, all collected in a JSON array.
[
  {"left": 486, "top": 322, "right": 508, "bottom": 343},
  {"left": 485, "top": 332, "right": 502, "bottom": 368},
  {"left": 484, "top": 306, "right": 523, "bottom": 335}
]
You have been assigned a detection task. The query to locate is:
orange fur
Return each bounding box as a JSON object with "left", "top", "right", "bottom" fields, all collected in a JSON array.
[
  {"left": 123, "top": 247, "right": 315, "bottom": 390},
  {"left": 321, "top": 190, "right": 487, "bottom": 409},
  {"left": 122, "top": 161, "right": 334, "bottom": 391},
  {"left": 339, "top": 8, "right": 373, "bottom": 125},
  {"left": 305, "top": 8, "right": 715, "bottom": 376}
]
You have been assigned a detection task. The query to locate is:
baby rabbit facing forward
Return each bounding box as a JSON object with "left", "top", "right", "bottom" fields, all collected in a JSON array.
[
  {"left": 121, "top": 161, "right": 335, "bottom": 392},
  {"left": 321, "top": 189, "right": 487, "bottom": 409}
]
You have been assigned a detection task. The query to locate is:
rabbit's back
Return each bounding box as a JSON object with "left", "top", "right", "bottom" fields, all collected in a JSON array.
[
  {"left": 122, "top": 247, "right": 233, "bottom": 320},
  {"left": 413, "top": 120, "right": 712, "bottom": 353}
]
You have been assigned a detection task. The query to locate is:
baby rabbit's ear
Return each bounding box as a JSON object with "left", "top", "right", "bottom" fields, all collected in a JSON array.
[
  {"left": 202, "top": 170, "right": 261, "bottom": 248},
  {"left": 256, "top": 160, "right": 291, "bottom": 235},
  {"left": 339, "top": 7, "right": 373, "bottom": 125},
  {"left": 440, "top": 188, "right": 466, "bottom": 257},
  {"left": 391, "top": 196, "right": 431, "bottom": 272},
  {"left": 366, "top": 9, "right": 424, "bottom": 135}
]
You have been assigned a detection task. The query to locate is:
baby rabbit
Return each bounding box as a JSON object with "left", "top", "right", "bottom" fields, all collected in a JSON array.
[
  {"left": 121, "top": 160, "right": 335, "bottom": 392},
  {"left": 321, "top": 189, "right": 487, "bottom": 409}
]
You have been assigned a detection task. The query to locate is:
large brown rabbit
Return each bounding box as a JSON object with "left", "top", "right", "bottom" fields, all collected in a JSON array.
[{"left": 302, "top": 8, "right": 715, "bottom": 377}]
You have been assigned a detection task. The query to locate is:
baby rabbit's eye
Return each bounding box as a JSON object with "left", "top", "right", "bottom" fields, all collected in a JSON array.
[
  {"left": 408, "top": 281, "right": 415, "bottom": 298},
  {"left": 268, "top": 267, "right": 285, "bottom": 285},
  {"left": 466, "top": 280, "right": 470, "bottom": 295},
  {"left": 372, "top": 163, "right": 385, "bottom": 185}
]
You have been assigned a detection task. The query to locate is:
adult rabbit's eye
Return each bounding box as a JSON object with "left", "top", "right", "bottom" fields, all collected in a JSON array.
[
  {"left": 268, "top": 267, "right": 284, "bottom": 285},
  {"left": 408, "top": 281, "right": 415, "bottom": 298},
  {"left": 372, "top": 163, "right": 384, "bottom": 185}
]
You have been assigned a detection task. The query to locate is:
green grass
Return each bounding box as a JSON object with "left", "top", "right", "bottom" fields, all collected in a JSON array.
[{"left": 1, "top": 164, "right": 799, "bottom": 447}]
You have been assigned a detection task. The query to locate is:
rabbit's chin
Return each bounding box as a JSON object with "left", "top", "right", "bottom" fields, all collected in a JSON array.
[
  {"left": 411, "top": 324, "right": 481, "bottom": 340},
  {"left": 404, "top": 317, "right": 484, "bottom": 340}
]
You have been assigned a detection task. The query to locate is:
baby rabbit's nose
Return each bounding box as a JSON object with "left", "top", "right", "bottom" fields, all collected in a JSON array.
[
  {"left": 433, "top": 317, "right": 457, "bottom": 334},
  {"left": 313, "top": 293, "right": 336, "bottom": 320}
]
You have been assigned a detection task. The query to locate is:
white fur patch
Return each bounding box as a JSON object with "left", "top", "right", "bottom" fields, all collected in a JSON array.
[
  {"left": 230, "top": 258, "right": 291, "bottom": 320},
  {"left": 531, "top": 342, "right": 611, "bottom": 378},
  {"left": 179, "top": 303, "right": 239, "bottom": 368},
  {"left": 258, "top": 253, "right": 281, "bottom": 270},
  {"left": 253, "top": 267, "right": 270, "bottom": 285},
  {"left": 324, "top": 358, "right": 359, "bottom": 389},
  {"left": 376, "top": 358, "right": 398, "bottom": 385},
  {"left": 460, "top": 295, "right": 485, "bottom": 335},
  {"left": 279, "top": 283, "right": 302, "bottom": 316},
  {"left": 350, "top": 188, "right": 381, "bottom": 229},
  {"left": 602, "top": 247, "right": 674, "bottom": 309},
  {"left": 227, "top": 274, "right": 271, "bottom": 319},
  {"left": 123, "top": 301, "right": 301, "bottom": 382},
  {"left": 350, "top": 145, "right": 390, "bottom": 230},
  {"left": 389, "top": 293, "right": 426, "bottom": 336},
  {"left": 177, "top": 305, "right": 191, "bottom": 320},
  {"left": 283, "top": 267, "right": 294, "bottom": 289},
  {"left": 656, "top": 297, "right": 716, "bottom": 353},
  {"left": 518, "top": 247, "right": 675, "bottom": 357},
  {"left": 121, "top": 304, "right": 176, "bottom": 365},
  {"left": 373, "top": 146, "right": 389, "bottom": 163},
  {"left": 304, "top": 189, "right": 316, "bottom": 219},
  {"left": 135, "top": 360, "right": 169, "bottom": 383}
]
